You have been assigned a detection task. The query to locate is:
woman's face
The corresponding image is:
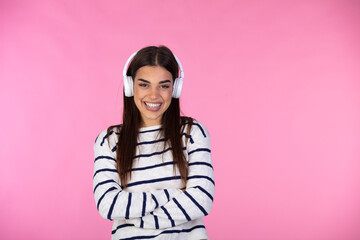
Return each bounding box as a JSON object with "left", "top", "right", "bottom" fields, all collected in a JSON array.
[{"left": 133, "top": 65, "right": 173, "bottom": 127}]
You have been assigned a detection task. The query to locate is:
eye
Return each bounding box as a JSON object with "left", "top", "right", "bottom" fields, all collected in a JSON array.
[
  {"left": 160, "top": 85, "right": 170, "bottom": 89},
  {"left": 139, "top": 83, "right": 148, "bottom": 87}
]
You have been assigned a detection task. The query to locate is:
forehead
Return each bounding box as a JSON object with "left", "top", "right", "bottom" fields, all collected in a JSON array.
[{"left": 135, "top": 65, "right": 173, "bottom": 83}]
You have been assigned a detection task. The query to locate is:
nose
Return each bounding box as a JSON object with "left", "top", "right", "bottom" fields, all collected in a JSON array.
[{"left": 149, "top": 86, "right": 160, "bottom": 99}]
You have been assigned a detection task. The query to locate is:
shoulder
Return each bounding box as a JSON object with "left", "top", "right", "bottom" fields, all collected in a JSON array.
[
  {"left": 191, "top": 120, "right": 210, "bottom": 139},
  {"left": 94, "top": 124, "right": 121, "bottom": 149},
  {"left": 181, "top": 117, "right": 209, "bottom": 137},
  {"left": 181, "top": 117, "right": 210, "bottom": 146},
  {"left": 182, "top": 119, "right": 211, "bottom": 153}
]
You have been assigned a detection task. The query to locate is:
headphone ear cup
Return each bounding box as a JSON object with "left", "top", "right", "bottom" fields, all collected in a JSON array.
[
  {"left": 124, "top": 76, "right": 134, "bottom": 97},
  {"left": 172, "top": 77, "right": 183, "bottom": 98}
]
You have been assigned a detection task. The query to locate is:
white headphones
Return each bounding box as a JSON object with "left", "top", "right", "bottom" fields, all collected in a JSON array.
[{"left": 122, "top": 50, "right": 184, "bottom": 98}]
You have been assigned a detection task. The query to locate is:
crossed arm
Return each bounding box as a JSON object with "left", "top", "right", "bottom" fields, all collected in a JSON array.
[{"left": 93, "top": 123, "right": 214, "bottom": 229}]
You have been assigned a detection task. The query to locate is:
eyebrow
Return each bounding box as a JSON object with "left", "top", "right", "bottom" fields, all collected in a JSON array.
[{"left": 137, "top": 79, "right": 171, "bottom": 84}]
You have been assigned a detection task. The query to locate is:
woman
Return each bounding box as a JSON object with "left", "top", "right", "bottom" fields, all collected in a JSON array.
[{"left": 93, "top": 46, "right": 215, "bottom": 240}]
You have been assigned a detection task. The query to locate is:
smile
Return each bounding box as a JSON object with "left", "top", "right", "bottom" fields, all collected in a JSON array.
[
  {"left": 144, "top": 102, "right": 162, "bottom": 111},
  {"left": 145, "top": 102, "right": 161, "bottom": 108}
]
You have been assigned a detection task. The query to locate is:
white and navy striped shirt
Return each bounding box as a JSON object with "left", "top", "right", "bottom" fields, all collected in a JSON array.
[{"left": 93, "top": 121, "right": 215, "bottom": 240}]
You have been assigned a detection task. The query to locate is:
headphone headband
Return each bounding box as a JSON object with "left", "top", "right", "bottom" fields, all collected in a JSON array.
[
  {"left": 122, "top": 51, "right": 139, "bottom": 80},
  {"left": 122, "top": 49, "right": 184, "bottom": 98}
]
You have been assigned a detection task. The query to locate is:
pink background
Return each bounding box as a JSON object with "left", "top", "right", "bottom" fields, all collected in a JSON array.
[{"left": 1, "top": 0, "right": 360, "bottom": 239}]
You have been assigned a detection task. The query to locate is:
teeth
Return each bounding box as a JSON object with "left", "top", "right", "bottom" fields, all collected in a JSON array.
[{"left": 145, "top": 102, "right": 161, "bottom": 108}]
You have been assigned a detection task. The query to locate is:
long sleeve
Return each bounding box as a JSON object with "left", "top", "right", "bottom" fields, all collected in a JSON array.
[
  {"left": 126, "top": 122, "right": 215, "bottom": 229},
  {"left": 93, "top": 128, "right": 182, "bottom": 221}
]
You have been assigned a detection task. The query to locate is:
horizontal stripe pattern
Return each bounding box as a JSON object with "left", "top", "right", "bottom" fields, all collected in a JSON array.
[
  {"left": 164, "top": 189, "right": 170, "bottom": 202},
  {"left": 182, "top": 132, "right": 194, "bottom": 144},
  {"left": 93, "top": 168, "right": 117, "bottom": 178},
  {"left": 195, "top": 185, "right": 213, "bottom": 202},
  {"left": 107, "top": 191, "right": 120, "bottom": 220},
  {"left": 154, "top": 214, "right": 159, "bottom": 229},
  {"left": 188, "top": 175, "right": 215, "bottom": 186},
  {"left": 94, "top": 134, "right": 100, "bottom": 143},
  {"left": 131, "top": 161, "right": 173, "bottom": 172},
  {"left": 141, "top": 192, "right": 146, "bottom": 217},
  {"left": 112, "top": 145, "right": 117, "bottom": 152},
  {"left": 193, "top": 122, "right": 207, "bottom": 138},
  {"left": 188, "top": 161, "right": 213, "bottom": 169},
  {"left": 133, "top": 147, "right": 186, "bottom": 159},
  {"left": 94, "top": 155, "right": 115, "bottom": 162},
  {"left": 127, "top": 176, "right": 182, "bottom": 188},
  {"left": 137, "top": 138, "right": 165, "bottom": 146},
  {"left": 100, "top": 130, "right": 113, "bottom": 146},
  {"left": 119, "top": 225, "right": 206, "bottom": 240},
  {"left": 173, "top": 198, "right": 191, "bottom": 221},
  {"left": 139, "top": 127, "right": 162, "bottom": 134},
  {"left": 151, "top": 194, "right": 159, "bottom": 209},
  {"left": 93, "top": 120, "right": 213, "bottom": 239},
  {"left": 188, "top": 148, "right": 211, "bottom": 155},
  {"left": 161, "top": 206, "right": 175, "bottom": 227},
  {"left": 111, "top": 224, "right": 134, "bottom": 235},
  {"left": 93, "top": 179, "right": 119, "bottom": 193},
  {"left": 97, "top": 186, "right": 117, "bottom": 210},
  {"left": 184, "top": 191, "right": 208, "bottom": 216},
  {"left": 125, "top": 193, "right": 132, "bottom": 219},
  {"left": 133, "top": 147, "right": 172, "bottom": 159}
]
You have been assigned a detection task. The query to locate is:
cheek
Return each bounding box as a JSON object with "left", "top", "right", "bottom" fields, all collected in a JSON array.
[
  {"left": 164, "top": 91, "right": 172, "bottom": 103},
  {"left": 133, "top": 87, "right": 144, "bottom": 100}
]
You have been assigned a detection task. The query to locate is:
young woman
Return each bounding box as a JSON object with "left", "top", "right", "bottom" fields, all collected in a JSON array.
[{"left": 93, "top": 46, "right": 215, "bottom": 240}]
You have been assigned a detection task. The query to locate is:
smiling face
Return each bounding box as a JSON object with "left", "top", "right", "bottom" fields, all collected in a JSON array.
[{"left": 133, "top": 65, "right": 173, "bottom": 127}]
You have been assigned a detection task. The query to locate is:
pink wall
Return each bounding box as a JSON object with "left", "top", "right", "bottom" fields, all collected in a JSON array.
[{"left": 1, "top": 0, "right": 360, "bottom": 239}]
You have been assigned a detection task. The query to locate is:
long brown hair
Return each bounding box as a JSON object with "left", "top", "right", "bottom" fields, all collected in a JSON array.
[{"left": 108, "top": 46, "right": 193, "bottom": 188}]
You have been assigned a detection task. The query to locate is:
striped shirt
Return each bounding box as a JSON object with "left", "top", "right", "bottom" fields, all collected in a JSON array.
[{"left": 93, "top": 121, "right": 215, "bottom": 240}]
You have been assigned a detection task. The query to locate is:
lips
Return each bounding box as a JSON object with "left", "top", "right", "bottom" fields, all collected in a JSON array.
[
  {"left": 144, "top": 101, "right": 162, "bottom": 111},
  {"left": 145, "top": 102, "right": 161, "bottom": 107}
]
